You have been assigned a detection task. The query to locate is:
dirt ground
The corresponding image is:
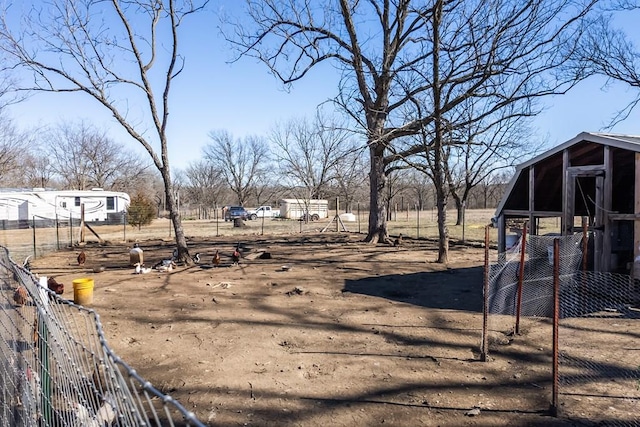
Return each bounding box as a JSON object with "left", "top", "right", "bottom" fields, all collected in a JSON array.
[{"left": 26, "top": 232, "right": 632, "bottom": 427}]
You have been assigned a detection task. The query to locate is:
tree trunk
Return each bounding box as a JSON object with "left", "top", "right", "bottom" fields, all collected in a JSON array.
[
  {"left": 454, "top": 197, "right": 463, "bottom": 226},
  {"left": 365, "top": 144, "right": 388, "bottom": 244},
  {"left": 432, "top": 0, "right": 448, "bottom": 264},
  {"left": 434, "top": 145, "right": 449, "bottom": 263},
  {"left": 163, "top": 170, "right": 190, "bottom": 265}
]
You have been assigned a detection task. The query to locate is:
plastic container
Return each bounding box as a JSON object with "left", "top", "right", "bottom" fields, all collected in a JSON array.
[
  {"left": 130, "top": 247, "right": 144, "bottom": 266},
  {"left": 73, "top": 278, "right": 94, "bottom": 306}
]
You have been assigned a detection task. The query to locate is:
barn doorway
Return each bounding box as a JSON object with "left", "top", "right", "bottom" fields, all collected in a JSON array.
[{"left": 565, "top": 169, "right": 605, "bottom": 271}]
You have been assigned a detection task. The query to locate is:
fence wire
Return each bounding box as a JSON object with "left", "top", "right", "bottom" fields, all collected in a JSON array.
[
  {"left": 0, "top": 246, "right": 206, "bottom": 427},
  {"left": 484, "top": 232, "right": 640, "bottom": 426},
  {"left": 558, "top": 271, "right": 640, "bottom": 426}
]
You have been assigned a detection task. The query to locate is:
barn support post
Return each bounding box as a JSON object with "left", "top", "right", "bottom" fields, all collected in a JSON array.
[
  {"left": 634, "top": 153, "right": 640, "bottom": 279},
  {"left": 497, "top": 214, "right": 506, "bottom": 261},
  {"left": 602, "top": 146, "right": 612, "bottom": 271},
  {"left": 581, "top": 216, "right": 589, "bottom": 313},
  {"left": 515, "top": 221, "right": 528, "bottom": 335},
  {"left": 528, "top": 166, "right": 535, "bottom": 231},
  {"left": 581, "top": 217, "right": 588, "bottom": 271},
  {"left": 561, "top": 149, "right": 570, "bottom": 236},
  {"left": 550, "top": 238, "right": 560, "bottom": 417}
]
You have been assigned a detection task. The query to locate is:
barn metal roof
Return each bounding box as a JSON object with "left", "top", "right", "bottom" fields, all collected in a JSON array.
[{"left": 495, "top": 131, "right": 640, "bottom": 217}]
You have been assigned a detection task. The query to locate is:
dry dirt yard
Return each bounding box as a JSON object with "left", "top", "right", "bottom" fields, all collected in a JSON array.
[{"left": 30, "top": 232, "right": 579, "bottom": 427}]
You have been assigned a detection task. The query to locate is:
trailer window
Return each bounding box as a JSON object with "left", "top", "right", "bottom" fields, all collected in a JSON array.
[
  {"left": 74, "top": 197, "right": 80, "bottom": 207},
  {"left": 107, "top": 197, "right": 115, "bottom": 210}
]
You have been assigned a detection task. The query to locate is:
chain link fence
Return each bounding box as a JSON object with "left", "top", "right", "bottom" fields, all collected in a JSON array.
[
  {"left": 558, "top": 271, "right": 640, "bottom": 425},
  {"left": 482, "top": 229, "right": 640, "bottom": 426},
  {"left": 0, "top": 246, "right": 206, "bottom": 426}
]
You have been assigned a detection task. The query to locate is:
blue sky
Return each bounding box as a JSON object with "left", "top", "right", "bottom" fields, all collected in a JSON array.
[{"left": 5, "top": 2, "right": 640, "bottom": 171}]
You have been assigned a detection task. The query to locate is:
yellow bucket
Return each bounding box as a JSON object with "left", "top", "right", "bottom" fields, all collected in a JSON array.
[{"left": 73, "top": 278, "right": 95, "bottom": 306}]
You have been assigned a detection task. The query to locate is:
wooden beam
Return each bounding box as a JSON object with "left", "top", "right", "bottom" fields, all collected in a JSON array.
[
  {"left": 609, "top": 213, "right": 640, "bottom": 221},
  {"left": 635, "top": 153, "right": 640, "bottom": 278},
  {"left": 562, "top": 149, "right": 570, "bottom": 235},
  {"left": 566, "top": 165, "right": 606, "bottom": 174},
  {"left": 529, "top": 166, "right": 535, "bottom": 234},
  {"left": 497, "top": 214, "right": 506, "bottom": 253},
  {"left": 595, "top": 175, "right": 604, "bottom": 271},
  {"left": 502, "top": 210, "right": 563, "bottom": 217},
  {"left": 602, "top": 146, "right": 612, "bottom": 272}
]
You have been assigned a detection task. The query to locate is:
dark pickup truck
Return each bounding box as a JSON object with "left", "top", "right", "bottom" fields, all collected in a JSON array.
[{"left": 224, "top": 206, "right": 249, "bottom": 221}]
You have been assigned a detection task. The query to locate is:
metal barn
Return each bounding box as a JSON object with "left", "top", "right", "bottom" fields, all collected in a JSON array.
[{"left": 494, "top": 132, "right": 640, "bottom": 274}]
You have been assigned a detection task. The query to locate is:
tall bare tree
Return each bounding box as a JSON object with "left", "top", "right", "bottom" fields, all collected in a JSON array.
[
  {"left": 41, "top": 121, "right": 151, "bottom": 191},
  {"left": 18, "top": 151, "right": 57, "bottom": 189},
  {"left": 184, "top": 160, "right": 226, "bottom": 218},
  {"left": 204, "top": 130, "right": 269, "bottom": 206},
  {"left": 0, "top": 111, "right": 27, "bottom": 183},
  {"left": 423, "top": 100, "right": 541, "bottom": 225},
  {"left": 332, "top": 145, "right": 368, "bottom": 213},
  {"left": 0, "top": 0, "right": 207, "bottom": 263},
  {"left": 227, "top": 0, "right": 602, "bottom": 254},
  {"left": 570, "top": 4, "right": 640, "bottom": 125},
  {"left": 270, "top": 115, "right": 352, "bottom": 200}
]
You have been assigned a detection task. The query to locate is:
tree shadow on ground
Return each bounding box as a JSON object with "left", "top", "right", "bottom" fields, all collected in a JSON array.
[{"left": 343, "top": 266, "right": 484, "bottom": 312}]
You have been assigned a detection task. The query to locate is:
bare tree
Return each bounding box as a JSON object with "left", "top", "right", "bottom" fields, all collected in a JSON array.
[
  {"left": 383, "top": 167, "right": 412, "bottom": 222},
  {"left": 332, "top": 145, "right": 368, "bottom": 213},
  {"left": 40, "top": 121, "right": 151, "bottom": 191},
  {"left": 0, "top": 0, "right": 207, "bottom": 263},
  {"left": 270, "top": 115, "right": 351, "bottom": 201},
  {"left": 251, "top": 172, "right": 284, "bottom": 207},
  {"left": 0, "top": 112, "right": 27, "bottom": 183},
  {"left": 184, "top": 160, "right": 226, "bottom": 218},
  {"left": 570, "top": 4, "right": 640, "bottom": 125},
  {"left": 227, "top": 0, "right": 601, "bottom": 254},
  {"left": 204, "top": 130, "right": 269, "bottom": 206},
  {"left": 402, "top": 169, "right": 432, "bottom": 212},
  {"left": 18, "top": 151, "right": 57, "bottom": 189},
  {"left": 437, "top": 101, "right": 541, "bottom": 225},
  {"left": 471, "top": 171, "right": 513, "bottom": 210}
]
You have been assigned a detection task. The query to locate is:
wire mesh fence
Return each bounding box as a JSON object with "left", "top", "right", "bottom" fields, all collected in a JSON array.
[
  {"left": 0, "top": 216, "right": 95, "bottom": 267},
  {"left": 557, "top": 271, "right": 640, "bottom": 425},
  {"left": 482, "top": 229, "right": 640, "bottom": 426},
  {"left": 0, "top": 246, "right": 206, "bottom": 427}
]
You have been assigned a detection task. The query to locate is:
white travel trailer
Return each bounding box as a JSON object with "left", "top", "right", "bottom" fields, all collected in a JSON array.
[
  {"left": 0, "top": 188, "right": 130, "bottom": 227},
  {"left": 279, "top": 199, "right": 329, "bottom": 221}
]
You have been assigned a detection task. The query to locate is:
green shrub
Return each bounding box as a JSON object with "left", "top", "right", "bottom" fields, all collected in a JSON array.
[{"left": 127, "top": 193, "right": 156, "bottom": 230}]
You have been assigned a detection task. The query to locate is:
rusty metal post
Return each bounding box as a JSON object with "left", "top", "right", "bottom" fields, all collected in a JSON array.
[
  {"left": 550, "top": 238, "right": 560, "bottom": 416},
  {"left": 581, "top": 216, "right": 588, "bottom": 271},
  {"left": 515, "top": 221, "right": 528, "bottom": 334},
  {"left": 481, "top": 225, "right": 490, "bottom": 361}
]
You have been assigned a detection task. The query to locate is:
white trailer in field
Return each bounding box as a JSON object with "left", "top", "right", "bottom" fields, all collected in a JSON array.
[
  {"left": 0, "top": 188, "right": 130, "bottom": 227},
  {"left": 279, "top": 199, "right": 329, "bottom": 221}
]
